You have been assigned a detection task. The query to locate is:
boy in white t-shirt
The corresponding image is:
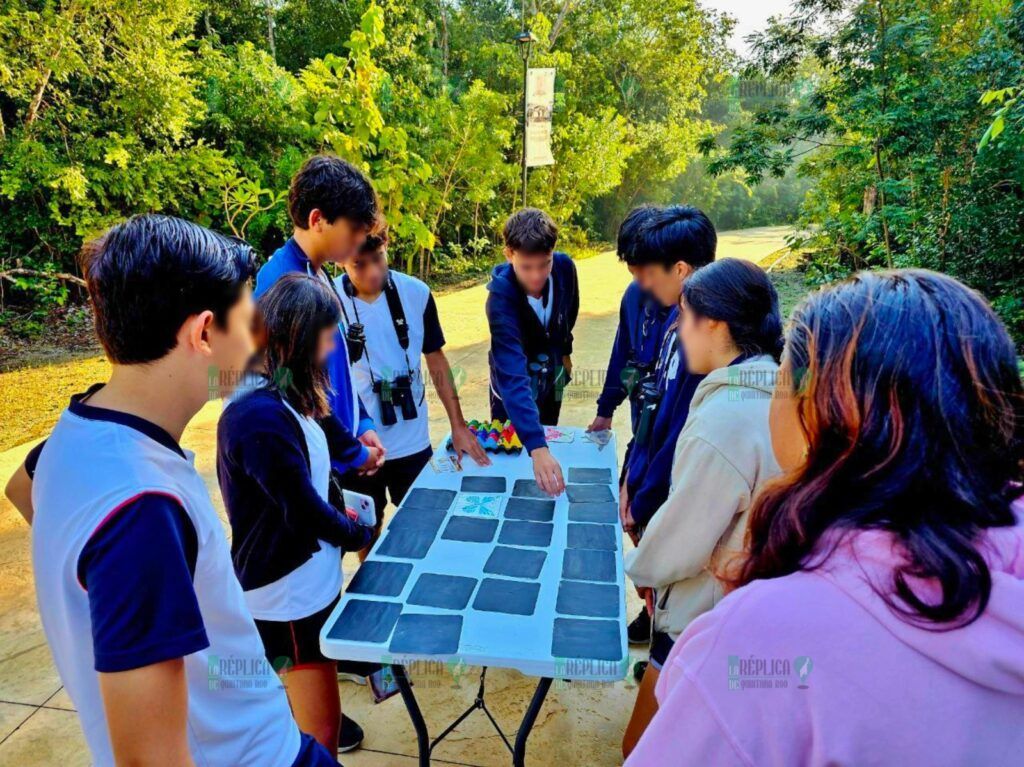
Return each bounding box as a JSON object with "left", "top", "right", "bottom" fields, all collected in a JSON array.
[
  {"left": 21, "top": 215, "right": 339, "bottom": 766},
  {"left": 338, "top": 227, "right": 490, "bottom": 555}
]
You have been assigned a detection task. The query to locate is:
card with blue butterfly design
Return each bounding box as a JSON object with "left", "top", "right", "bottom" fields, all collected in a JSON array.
[{"left": 452, "top": 493, "right": 505, "bottom": 519}]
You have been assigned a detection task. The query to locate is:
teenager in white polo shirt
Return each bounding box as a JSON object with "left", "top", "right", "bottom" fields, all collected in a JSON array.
[
  {"left": 26, "top": 215, "right": 339, "bottom": 766},
  {"left": 338, "top": 227, "right": 490, "bottom": 555}
]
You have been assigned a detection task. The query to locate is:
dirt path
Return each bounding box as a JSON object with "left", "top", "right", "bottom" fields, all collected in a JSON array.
[{"left": 0, "top": 226, "right": 795, "bottom": 455}]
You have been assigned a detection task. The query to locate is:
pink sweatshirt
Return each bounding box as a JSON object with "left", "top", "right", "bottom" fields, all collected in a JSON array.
[{"left": 626, "top": 507, "right": 1024, "bottom": 766}]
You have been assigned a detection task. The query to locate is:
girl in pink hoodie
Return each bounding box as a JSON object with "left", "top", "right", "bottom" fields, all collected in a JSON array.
[{"left": 627, "top": 270, "right": 1024, "bottom": 766}]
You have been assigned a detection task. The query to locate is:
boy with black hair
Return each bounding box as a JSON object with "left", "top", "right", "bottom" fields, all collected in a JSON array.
[
  {"left": 486, "top": 207, "right": 579, "bottom": 497},
  {"left": 619, "top": 205, "right": 716, "bottom": 647},
  {"left": 588, "top": 205, "right": 671, "bottom": 435},
  {"left": 26, "top": 215, "right": 340, "bottom": 766},
  {"left": 255, "top": 153, "right": 386, "bottom": 478},
  {"left": 338, "top": 227, "right": 491, "bottom": 555}
]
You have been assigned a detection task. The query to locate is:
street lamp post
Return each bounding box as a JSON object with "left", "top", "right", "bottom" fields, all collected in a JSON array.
[{"left": 514, "top": 29, "right": 534, "bottom": 207}]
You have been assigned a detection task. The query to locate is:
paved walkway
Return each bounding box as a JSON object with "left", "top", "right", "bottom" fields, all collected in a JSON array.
[{"left": 0, "top": 226, "right": 792, "bottom": 766}]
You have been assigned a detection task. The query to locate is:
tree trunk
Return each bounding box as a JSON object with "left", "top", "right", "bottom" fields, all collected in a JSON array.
[
  {"left": 266, "top": 1, "right": 276, "bottom": 62},
  {"left": 0, "top": 268, "right": 87, "bottom": 288},
  {"left": 25, "top": 68, "right": 52, "bottom": 127},
  {"left": 549, "top": 1, "right": 575, "bottom": 49},
  {"left": 438, "top": 1, "right": 450, "bottom": 81},
  {"left": 874, "top": 0, "right": 894, "bottom": 269}
]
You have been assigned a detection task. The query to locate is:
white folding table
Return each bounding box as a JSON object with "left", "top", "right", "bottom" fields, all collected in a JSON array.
[{"left": 320, "top": 426, "right": 626, "bottom": 766}]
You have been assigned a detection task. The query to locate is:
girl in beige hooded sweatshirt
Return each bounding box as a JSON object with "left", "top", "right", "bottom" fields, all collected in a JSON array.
[{"left": 623, "top": 258, "right": 784, "bottom": 757}]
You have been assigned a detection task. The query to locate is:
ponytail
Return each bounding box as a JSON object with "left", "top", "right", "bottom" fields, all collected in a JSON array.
[{"left": 682, "top": 258, "right": 783, "bottom": 362}]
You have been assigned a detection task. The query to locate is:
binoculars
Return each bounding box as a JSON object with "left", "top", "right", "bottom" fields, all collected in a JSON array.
[
  {"left": 633, "top": 375, "right": 662, "bottom": 446},
  {"left": 528, "top": 354, "right": 554, "bottom": 402},
  {"left": 622, "top": 358, "right": 654, "bottom": 399},
  {"left": 373, "top": 374, "right": 418, "bottom": 426},
  {"left": 345, "top": 322, "right": 366, "bottom": 363}
]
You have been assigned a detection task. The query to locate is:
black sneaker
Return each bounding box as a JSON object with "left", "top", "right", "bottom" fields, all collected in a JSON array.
[
  {"left": 339, "top": 716, "right": 364, "bottom": 754},
  {"left": 627, "top": 607, "right": 651, "bottom": 644},
  {"left": 633, "top": 660, "right": 648, "bottom": 683}
]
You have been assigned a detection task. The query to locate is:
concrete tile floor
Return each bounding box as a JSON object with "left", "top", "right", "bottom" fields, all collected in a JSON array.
[{"left": 0, "top": 228, "right": 792, "bottom": 765}]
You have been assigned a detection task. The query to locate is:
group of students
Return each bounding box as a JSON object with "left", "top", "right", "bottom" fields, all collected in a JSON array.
[
  {"left": 589, "top": 205, "right": 1024, "bottom": 763},
  {"left": 3, "top": 147, "right": 1024, "bottom": 766},
  {"left": 0, "top": 153, "right": 587, "bottom": 766}
]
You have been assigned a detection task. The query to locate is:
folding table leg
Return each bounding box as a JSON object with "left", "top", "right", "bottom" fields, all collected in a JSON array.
[
  {"left": 512, "top": 677, "right": 553, "bottom": 767},
  {"left": 391, "top": 664, "right": 430, "bottom": 767}
]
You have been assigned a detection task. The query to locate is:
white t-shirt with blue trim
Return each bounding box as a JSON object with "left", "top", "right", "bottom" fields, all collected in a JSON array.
[
  {"left": 335, "top": 270, "right": 446, "bottom": 459},
  {"left": 31, "top": 391, "right": 302, "bottom": 767}
]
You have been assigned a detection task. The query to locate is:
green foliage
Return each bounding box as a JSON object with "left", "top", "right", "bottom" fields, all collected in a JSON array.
[
  {"left": 0, "top": 0, "right": 803, "bottom": 323},
  {"left": 705, "top": 0, "right": 1024, "bottom": 346}
]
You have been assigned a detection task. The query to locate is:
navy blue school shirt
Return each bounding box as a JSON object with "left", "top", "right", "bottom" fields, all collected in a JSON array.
[
  {"left": 625, "top": 307, "right": 704, "bottom": 528},
  {"left": 217, "top": 386, "right": 371, "bottom": 590},
  {"left": 595, "top": 282, "right": 671, "bottom": 426},
  {"left": 254, "top": 238, "right": 372, "bottom": 473},
  {"left": 485, "top": 252, "right": 580, "bottom": 453}
]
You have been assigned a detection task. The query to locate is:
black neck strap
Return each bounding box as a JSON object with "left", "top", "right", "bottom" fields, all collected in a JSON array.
[
  {"left": 340, "top": 272, "right": 416, "bottom": 388},
  {"left": 382, "top": 276, "right": 410, "bottom": 351}
]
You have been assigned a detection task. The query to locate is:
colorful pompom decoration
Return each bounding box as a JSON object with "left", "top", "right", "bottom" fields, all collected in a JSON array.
[{"left": 448, "top": 419, "right": 523, "bottom": 454}]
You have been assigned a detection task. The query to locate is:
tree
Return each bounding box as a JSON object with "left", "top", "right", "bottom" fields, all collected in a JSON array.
[{"left": 704, "top": 0, "right": 1024, "bottom": 343}]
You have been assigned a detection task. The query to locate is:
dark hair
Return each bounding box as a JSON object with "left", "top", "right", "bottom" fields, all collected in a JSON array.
[
  {"left": 735, "top": 269, "right": 1024, "bottom": 627},
  {"left": 627, "top": 205, "right": 716, "bottom": 269},
  {"left": 616, "top": 205, "right": 659, "bottom": 262},
  {"left": 255, "top": 274, "right": 340, "bottom": 419},
  {"left": 682, "top": 258, "right": 784, "bottom": 362},
  {"left": 359, "top": 220, "right": 389, "bottom": 255},
  {"left": 80, "top": 215, "right": 255, "bottom": 364},
  {"left": 288, "top": 154, "right": 378, "bottom": 230},
  {"left": 503, "top": 207, "right": 558, "bottom": 254}
]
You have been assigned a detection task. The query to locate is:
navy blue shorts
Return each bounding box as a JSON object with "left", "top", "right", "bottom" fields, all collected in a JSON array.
[
  {"left": 291, "top": 732, "right": 341, "bottom": 766},
  {"left": 649, "top": 631, "right": 674, "bottom": 671}
]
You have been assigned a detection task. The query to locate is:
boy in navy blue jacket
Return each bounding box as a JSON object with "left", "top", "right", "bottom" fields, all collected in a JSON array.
[
  {"left": 588, "top": 206, "right": 671, "bottom": 435},
  {"left": 620, "top": 206, "right": 716, "bottom": 643},
  {"left": 486, "top": 208, "right": 579, "bottom": 496},
  {"left": 621, "top": 206, "right": 717, "bottom": 532}
]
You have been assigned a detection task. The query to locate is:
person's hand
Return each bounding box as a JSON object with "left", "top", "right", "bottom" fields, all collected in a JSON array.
[
  {"left": 358, "top": 446, "right": 384, "bottom": 476},
  {"left": 562, "top": 355, "right": 573, "bottom": 377},
  {"left": 450, "top": 423, "right": 491, "bottom": 467},
  {"left": 359, "top": 430, "right": 386, "bottom": 471},
  {"left": 619, "top": 487, "right": 636, "bottom": 533},
  {"left": 359, "top": 429, "right": 384, "bottom": 452},
  {"left": 587, "top": 415, "right": 613, "bottom": 433},
  {"left": 635, "top": 586, "right": 654, "bottom": 615},
  {"left": 530, "top": 447, "right": 565, "bottom": 497}
]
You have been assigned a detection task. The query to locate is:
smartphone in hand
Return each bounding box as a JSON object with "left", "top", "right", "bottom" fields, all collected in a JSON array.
[{"left": 342, "top": 489, "right": 376, "bottom": 527}]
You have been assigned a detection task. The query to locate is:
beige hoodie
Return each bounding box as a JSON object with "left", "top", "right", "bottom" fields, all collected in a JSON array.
[{"left": 624, "top": 355, "right": 781, "bottom": 639}]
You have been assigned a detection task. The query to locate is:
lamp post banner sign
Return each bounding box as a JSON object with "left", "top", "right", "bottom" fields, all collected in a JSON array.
[{"left": 525, "top": 67, "right": 556, "bottom": 167}]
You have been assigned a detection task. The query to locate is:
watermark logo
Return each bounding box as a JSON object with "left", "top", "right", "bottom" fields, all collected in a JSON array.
[
  {"left": 448, "top": 364, "right": 467, "bottom": 392},
  {"left": 726, "top": 366, "right": 777, "bottom": 401},
  {"left": 794, "top": 655, "right": 814, "bottom": 689},
  {"left": 207, "top": 654, "right": 281, "bottom": 691},
  {"left": 551, "top": 655, "right": 636, "bottom": 689},
  {"left": 447, "top": 657, "right": 470, "bottom": 689},
  {"left": 378, "top": 655, "right": 468, "bottom": 690},
  {"left": 727, "top": 655, "right": 813, "bottom": 691}
]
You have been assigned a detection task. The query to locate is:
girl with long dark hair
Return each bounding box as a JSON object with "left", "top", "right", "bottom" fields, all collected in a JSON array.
[
  {"left": 217, "top": 274, "right": 378, "bottom": 755},
  {"left": 623, "top": 258, "right": 785, "bottom": 756},
  {"left": 627, "top": 270, "right": 1024, "bottom": 766}
]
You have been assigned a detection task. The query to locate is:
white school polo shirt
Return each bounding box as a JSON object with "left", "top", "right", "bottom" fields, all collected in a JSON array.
[{"left": 31, "top": 397, "right": 301, "bottom": 767}]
